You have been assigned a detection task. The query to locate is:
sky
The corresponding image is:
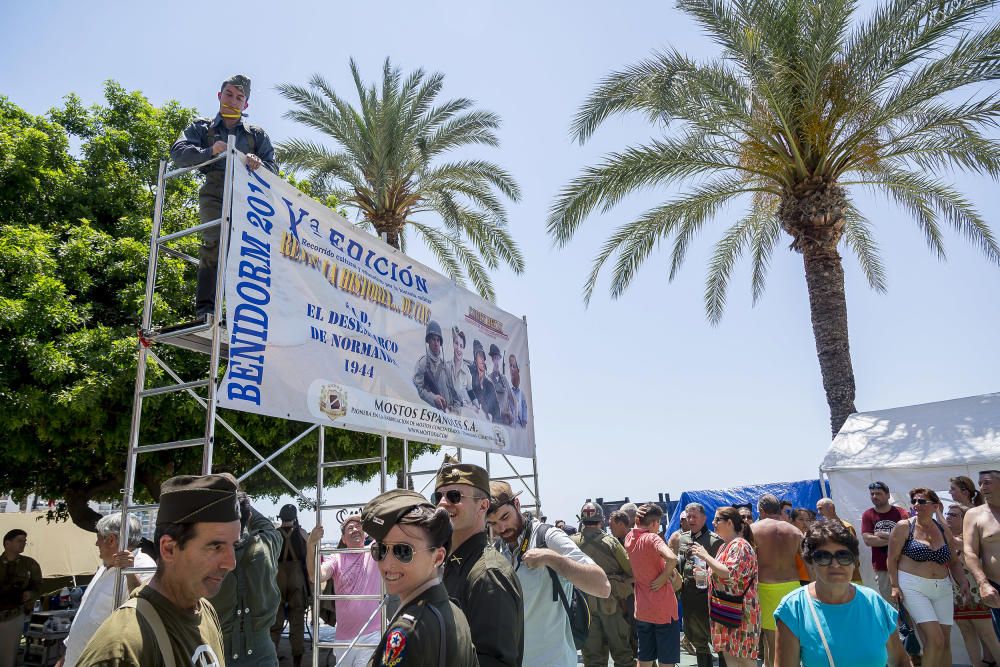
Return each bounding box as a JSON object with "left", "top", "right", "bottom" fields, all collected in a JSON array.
[{"left": 2, "top": 1, "right": 999, "bottom": 530}]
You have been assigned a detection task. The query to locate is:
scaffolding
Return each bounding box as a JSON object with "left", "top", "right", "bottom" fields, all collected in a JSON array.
[{"left": 116, "top": 139, "right": 542, "bottom": 665}]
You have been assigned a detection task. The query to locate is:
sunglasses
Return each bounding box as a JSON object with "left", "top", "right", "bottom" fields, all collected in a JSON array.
[
  {"left": 911, "top": 498, "right": 933, "bottom": 505},
  {"left": 370, "top": 541, "right": 437, "bottom": 564},
  {"left": 810, "top": 549, "right": 856, "bottom": 566},
  {"left": 431, "top": 490, "right": 475, "bottom": 505}
]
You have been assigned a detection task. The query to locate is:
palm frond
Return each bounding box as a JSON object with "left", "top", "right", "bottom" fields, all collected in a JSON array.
[{"left": 841, "top": 200, "right": 888, "bottom": 292}]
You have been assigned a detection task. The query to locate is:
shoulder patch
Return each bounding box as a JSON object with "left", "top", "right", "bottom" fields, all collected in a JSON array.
[{"left": 382, "top": 627, "right": 407, "bottom": 666}]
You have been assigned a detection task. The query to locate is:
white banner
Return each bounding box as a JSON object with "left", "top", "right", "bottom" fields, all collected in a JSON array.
[{"left": 218, "top": 155, "right": 535, "bottom": 457}]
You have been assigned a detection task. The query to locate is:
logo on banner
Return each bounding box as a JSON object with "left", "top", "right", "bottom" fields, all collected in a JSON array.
[{"left": 319, "top": 383, "right": 348, "bottom": 419}]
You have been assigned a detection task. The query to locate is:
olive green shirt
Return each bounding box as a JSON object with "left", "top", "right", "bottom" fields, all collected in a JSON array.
[
  {"left": 369, "top": 582, "right": 479, "bottom": 667},
  {"left": 76, "top": 585, "right": 225, "bottom": 667},
  {"left": 0, "top": 553, "right": 41, "bottom": 613},
  {"left": 573, "top": 527, "right": 633, "bottom": 614},
  {"left": 442, "top": 532, "right": 523, "bottom": 667}
]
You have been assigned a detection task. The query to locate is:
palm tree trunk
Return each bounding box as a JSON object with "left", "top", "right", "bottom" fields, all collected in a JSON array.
[{"left": 801, "top": 243, "right": 857, "bottom": 436}]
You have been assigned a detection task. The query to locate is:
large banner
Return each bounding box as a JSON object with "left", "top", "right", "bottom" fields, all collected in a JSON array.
[{"left": 218, "top": 155, "right": 535, "bottom": 457}]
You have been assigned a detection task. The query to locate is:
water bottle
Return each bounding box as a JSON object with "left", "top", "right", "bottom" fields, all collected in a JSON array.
[{"left": 693, "top": 556, "right": 709, "bottom": 589}]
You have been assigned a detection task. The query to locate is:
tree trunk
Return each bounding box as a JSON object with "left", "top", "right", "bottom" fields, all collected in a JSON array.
[{"left": 801, "top": 242, "right": 857, "bottom": 436}]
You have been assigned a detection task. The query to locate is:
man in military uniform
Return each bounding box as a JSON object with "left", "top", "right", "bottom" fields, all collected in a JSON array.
[
  {"left": 573, "top": 502, "right": 634, "bottom": 667},
  {"left": 669, "top": 502, "right": 724, "bottom": 667},
  {"left": 433, "top": 456, "right": 523, "bottom": 667},
  {"left": 77, "top": 474, "right": 241, "bottom": 666},
  {"left": 270, "top": 504, "right": 309, "bottom": 667},
  {"left": 362, "top": 489, "right": 478, "bottom": 666},
  {"left": 488, "top": 344, "right": 514, "bottom": 425},
  {"left": 413, "top": 320, "right": 461, "bottom": 411},
  {"left": 0, "top": 529, "right": 41, "bottom": 667},
  {"left": 208, "top": 491, "right": 282, "bottom": 665},
  {"left": 169, "top": 75, "right": 277, "bottom": 322}
]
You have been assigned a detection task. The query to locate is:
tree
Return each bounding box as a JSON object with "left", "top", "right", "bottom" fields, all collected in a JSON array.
[
  {"left": 276, "top": 58, "right": 525, "bottom": 302},
  {"left": 548, "top": 0, "right": 1000, "bottom": 435},
  {"left": 0, "top": 84, "right": 424, "bottom": 531}
]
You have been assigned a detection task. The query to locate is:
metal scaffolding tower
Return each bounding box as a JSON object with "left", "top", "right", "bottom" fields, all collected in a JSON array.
[{"left": 117, "top": 139, "right": 543, "bottom": 665}]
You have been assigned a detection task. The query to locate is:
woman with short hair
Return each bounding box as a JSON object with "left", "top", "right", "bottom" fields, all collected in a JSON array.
[
  {"left": 774, "top": 521, "right": 910, "bottom": 667},
  {"left": 887, "top": 487, "right": 967, "bottom": 667}
]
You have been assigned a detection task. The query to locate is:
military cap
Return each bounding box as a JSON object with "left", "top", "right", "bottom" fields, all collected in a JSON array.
[
  {"left": 487, "top": 480, "right": 522, "bottom": 514},
  {"left": 361, "top": 489, "right": 435, "bottom": 542},
  {"left": 489, "top": 343, "right": 502, "bottom": 358},
  {"left": 473, "top": 339, "right": 485, "bottom": 359},
  {"left": 435, "top": 454, "right": 490, "bottom": 495},
  {"left": 222, "top": 74, "right": 251, "bottom": 97},
  {"left": 156, "top": 473, "right": 240, "bottom": 525}
]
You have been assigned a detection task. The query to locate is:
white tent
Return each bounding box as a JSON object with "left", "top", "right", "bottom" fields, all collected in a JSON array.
[{"left": 821, "top": 392, "right": 1000, "bottom": 665}]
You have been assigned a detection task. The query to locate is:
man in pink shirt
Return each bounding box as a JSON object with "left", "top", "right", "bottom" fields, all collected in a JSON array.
[
  {"left": 306, "top": 514, "right": 382, "bottom": 667},
  {"left": 625, "top": 503, "right": 680, "bottom": 667}
]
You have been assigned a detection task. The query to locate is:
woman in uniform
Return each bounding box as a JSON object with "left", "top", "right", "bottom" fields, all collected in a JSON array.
[{"left": 361, "top": 489, "right": 479, "bottom": 667}]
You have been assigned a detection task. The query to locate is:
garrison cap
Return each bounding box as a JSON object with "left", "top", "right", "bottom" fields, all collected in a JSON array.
[
  {"left": 435, "top": 454, "right": 490, "bottom": 495},
  {"left": 156, "top": 473, "right": 240, "bottom": 525},
  {"left": 361, "top": 489, "right": 434, "bottom": 543},
  {"left": 487, "top": 480, "right": 522, "bottom": 514},
  {"left": 279, "top": 504, "right": 298, "bottom": 521},
  {"left": 222, "top": 74, "right": 251, "bottom": 97}
]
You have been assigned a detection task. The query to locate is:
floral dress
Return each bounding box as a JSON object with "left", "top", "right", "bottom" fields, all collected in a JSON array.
[{"left": 710, "top": 537, "right": 761, "bottom": 659}]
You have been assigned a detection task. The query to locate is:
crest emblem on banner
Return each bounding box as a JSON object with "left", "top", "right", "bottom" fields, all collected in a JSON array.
[{"left": 319, "top": 383, "right": 348, "bottom": 419}]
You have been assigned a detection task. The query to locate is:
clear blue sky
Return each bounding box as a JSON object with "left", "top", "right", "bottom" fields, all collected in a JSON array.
[{"left": 3, "top": 1, "right": 998, "bottom": 527}]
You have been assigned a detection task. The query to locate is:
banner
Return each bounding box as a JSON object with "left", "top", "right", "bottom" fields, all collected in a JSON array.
[{"left": 218, "top": 155, "right": 535, "bottom": 457}]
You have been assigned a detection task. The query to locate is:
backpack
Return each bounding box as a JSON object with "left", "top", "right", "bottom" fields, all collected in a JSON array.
[{"left": 535, "top": 523, "right": 591, "bottom": 650}]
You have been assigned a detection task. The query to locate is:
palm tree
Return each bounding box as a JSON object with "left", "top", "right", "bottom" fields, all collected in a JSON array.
[
  {"left": 548, "top": 0, "right": 1000, "bottom": 435},
  {"left": 276, "top": 59, "right": 524, "bottom": 302}
]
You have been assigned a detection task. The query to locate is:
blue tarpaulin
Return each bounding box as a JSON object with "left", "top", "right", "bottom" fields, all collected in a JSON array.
[{"left": 663, "top": 479, "right": 830, "bottom": 536}]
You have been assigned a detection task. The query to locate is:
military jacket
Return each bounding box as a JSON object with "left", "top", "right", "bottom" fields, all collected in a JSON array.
[
  {"left": 0, "top": 553, "right": 41, "bottom": 613},
  {"left": 369, "top": 582, "right": 478, "bottom": 667},
  {"left": 75, "top": 585, "right": 225, "bottom": 667},
  {"left": 677, "top": 528, "right": 724, "bottom": 582},
  {"left": 209, "top": 508, "right": 283, "bottom": 664},
  {"left": 414, "top": 354, "right": 461, "bottom": 411},
  {"left": 442, "top": 532, "right": 523, "bottom": 667},
  {"left": 573, "top": 528, "right": 633, "bottom": 614}
]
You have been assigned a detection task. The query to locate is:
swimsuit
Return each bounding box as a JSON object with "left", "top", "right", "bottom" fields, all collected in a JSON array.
[{"left": 758, "top": 581, "right": 801, "bottom": 631}]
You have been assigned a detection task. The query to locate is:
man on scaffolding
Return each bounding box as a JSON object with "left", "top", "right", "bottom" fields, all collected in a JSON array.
[{"left": 170, "top": 74, "right": 277, "bottom": 326}]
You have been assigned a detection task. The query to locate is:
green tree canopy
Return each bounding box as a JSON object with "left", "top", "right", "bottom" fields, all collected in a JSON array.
[
  {"left": 0, "top": 83, "right": 423, "bottom": 531},
  {"left": 276, "top": 58, "right": 525, "bottom": 302},
  {"left": 548, "top": 0, "right": 1000, "bottom": 435}
]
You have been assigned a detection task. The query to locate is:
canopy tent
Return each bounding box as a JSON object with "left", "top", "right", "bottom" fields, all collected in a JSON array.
[
  {"left": 821, "top": 392, "right": 1000, "bottom": 667},
  {"left": 821, "top": 392, "right": 1000, "bottom": 586},
  {"left": 0, "top": 511, "right": 99, "bottom": 578},
  {"left": 664, "top": 479, "right": 829, "bottom": 536}
]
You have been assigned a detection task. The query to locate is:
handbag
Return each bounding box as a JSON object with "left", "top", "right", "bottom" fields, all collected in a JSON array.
[{"left": 708, "top": 577, "right": 753, "bottom": 628}]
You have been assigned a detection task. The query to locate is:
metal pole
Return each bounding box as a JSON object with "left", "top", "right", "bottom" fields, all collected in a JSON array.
[
  {"left": 313, "top": 426, "right": 324, "bottom": 667},
  {"left": 531, "top": 454, "right": 542, "bottom": 518},
  {"left": 114, "top": 158, "right": 168, "bottom": 607},
  {"left": 402, "top": 439, "right": 409, "bottom": 490},
  {"left": 201, "top": 134, "right": 237, "bottom": 474}
]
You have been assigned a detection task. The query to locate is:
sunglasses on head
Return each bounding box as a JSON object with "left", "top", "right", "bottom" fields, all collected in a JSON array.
[
  {"left": 431, "top": 490, "right": 473, "bottom": 505},
  {"left": 911, "top": 498, "right": 933, "bottom": 505},
  {"left": 869, "top": 483, "right": 888, "bottom": 491},
  {"left": 370, "top": 541, "right": 437, "bottom": 564},
  {"left": 810, "top": 549, "right": 855, "bottom": 566}
]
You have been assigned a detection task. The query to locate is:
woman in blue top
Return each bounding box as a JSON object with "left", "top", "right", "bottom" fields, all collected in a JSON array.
[{"left": 774, "top": 521, "right": 911, "bottom": 667}]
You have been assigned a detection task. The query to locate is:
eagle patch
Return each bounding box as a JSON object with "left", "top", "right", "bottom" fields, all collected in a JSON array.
[{"left": 382, "top": 628, "right": 407, "bottom": 666}]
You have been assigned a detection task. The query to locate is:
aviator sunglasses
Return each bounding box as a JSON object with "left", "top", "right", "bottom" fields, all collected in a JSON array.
[
  {"left": 370, "top": 541, "right": 437, "bottom": 564},
  {"left": 431, "top": 490, "right": 474, "bottom": 505},
  {"left": 911, "top": 498, "right": 933, "bottom": 505},
  {"left": 810, "top": 549, "right": 856, "bottom": 566}
]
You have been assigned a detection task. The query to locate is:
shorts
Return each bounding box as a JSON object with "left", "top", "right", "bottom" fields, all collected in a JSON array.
[
  {"left": 898, "top": 570, "right": 953, "bottom": 625},
  {"left": 636, "top": 619, "right": 680, "bottom": 664},
  {"left": 758, "top": 581, "right": 801, "bottom": 631}
]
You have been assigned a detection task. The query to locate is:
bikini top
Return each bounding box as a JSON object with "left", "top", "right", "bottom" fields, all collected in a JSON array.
[{"left": 902, "top": 518, "right": 951, "bottom": 564}]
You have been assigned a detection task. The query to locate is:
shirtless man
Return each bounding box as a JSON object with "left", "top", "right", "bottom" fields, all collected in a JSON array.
[
  {"left": 753, "top": 493, "right": 803, "bottom": 666},
  {"left": 964, "top": 470, "right": 1000, "bottom": 637}
]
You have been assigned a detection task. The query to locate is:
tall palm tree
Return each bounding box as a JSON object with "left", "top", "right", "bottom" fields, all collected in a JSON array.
[
  {"left": 277, "top": 59, "right": 525, "bottom": 302},
  {"left": 548, "top": 0, "right": 1000, "bottom": 435}
]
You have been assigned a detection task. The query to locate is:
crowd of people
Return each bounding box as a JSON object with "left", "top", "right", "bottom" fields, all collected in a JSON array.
[{"left": 5, "top": 470, "right": 1000, "bottom": 666}]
